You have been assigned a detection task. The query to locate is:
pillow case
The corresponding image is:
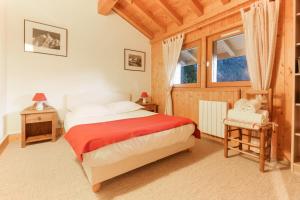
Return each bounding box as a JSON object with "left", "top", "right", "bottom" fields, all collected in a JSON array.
[
  {"left": 65, "top": 92, "right": 131, "bottom": 111},
  {"left": 106, "top": 101, "right": 144, "bottom": 114},
  {"left": 71, "top": 104, "right": 111, "bottom": 117}
]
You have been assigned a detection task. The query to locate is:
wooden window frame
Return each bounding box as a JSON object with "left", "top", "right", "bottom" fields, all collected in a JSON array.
[
  {"left": 173, "top": 40, "right": 201, "bottom": 88},
  {"left": 206, "top": 27, "right": 251, "bottom": 88}
]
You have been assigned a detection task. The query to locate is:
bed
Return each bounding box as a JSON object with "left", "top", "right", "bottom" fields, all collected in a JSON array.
[{"left": 64, "top": 92, "right": 198, "bottom": 192}]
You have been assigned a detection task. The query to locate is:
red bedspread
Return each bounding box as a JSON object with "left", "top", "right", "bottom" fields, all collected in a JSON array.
[{"left": 64, "top": 114, "right": 200, "bottom": 161}]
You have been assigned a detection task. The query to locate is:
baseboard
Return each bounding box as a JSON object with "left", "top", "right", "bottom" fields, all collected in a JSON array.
[
  {"left": 0, "top": 136, "right": 9, "bottom": 155},
  {"left": 201, "top": 132, "right": 224, "bottom": 143},
  {"left": 0, "top": 133, "right": 20, "bottom": 155},
  {"left": 8, "top": 133, "right": 21, "bottom": 143},
  {"left": 276, "top": 156, "right": 291, "bottom": 166},
  {"left": 0, "top": 128, "right": 63, "bottom": 155}
]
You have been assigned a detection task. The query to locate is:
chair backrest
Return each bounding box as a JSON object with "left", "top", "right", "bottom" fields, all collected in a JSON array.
[{"left": 245, "top": 89, "right": 272, "bottom": 116}]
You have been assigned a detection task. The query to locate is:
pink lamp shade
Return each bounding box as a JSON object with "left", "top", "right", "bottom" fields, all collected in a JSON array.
[
  {"left": 140, "top": 92, "right": 149, "bottom": 98},
  {"left": 32, "top": 93, "right": 47, "bottom": 102}
]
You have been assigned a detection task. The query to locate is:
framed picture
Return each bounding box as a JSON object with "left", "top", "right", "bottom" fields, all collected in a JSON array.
[
  {"left": 124, "top": 49, "right": 146, "bottom": 72},
  {"left": 24, "top": 20, "right": 68, "bottom": 57}
]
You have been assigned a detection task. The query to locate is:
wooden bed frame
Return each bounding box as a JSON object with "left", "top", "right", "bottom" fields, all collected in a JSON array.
[{"left": 82, "top": 136, "right": 195, "bottom": 192}]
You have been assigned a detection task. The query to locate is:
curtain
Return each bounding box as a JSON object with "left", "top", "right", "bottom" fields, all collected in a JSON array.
[
  {"left": 241, "top": 0, "right": 280, "bottom": 90},
  {"left": 162, "top": 33, "right": 184, "bottom": 115}
]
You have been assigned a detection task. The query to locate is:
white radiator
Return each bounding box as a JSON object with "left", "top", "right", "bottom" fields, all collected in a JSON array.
[{"left": 199, "top": 100, "right": 228, "bottom": 138}]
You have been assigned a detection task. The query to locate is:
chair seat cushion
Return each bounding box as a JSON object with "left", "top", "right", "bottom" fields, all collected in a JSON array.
[
  {"left": 227, "top": 109, "right": 269, "bottom": 124},
  {"left": 223, "top": 118, "right": 272, "bottom": 130}
]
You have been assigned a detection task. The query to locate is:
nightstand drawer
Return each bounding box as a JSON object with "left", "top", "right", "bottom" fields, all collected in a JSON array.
[
  {"left": 144, "top": 105, "right": 155, "bottom": 111},
  {"left": 25, "top": 113, "right": 53, "bottom": 123},
  {"left": 142, "top": 104, "right": 158, "bottom": 112}
]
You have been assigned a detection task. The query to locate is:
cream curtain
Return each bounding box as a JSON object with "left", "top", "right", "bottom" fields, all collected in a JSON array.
[
  {"left": 162, "top": 33, "right": 184, "bottom": 115},
  {"left": 241, "top": 0, "right": 280, "bottom": 90}
]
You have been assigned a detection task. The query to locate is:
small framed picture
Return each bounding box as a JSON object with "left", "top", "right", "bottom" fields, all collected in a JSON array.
[
  {"left": 124, "top": 49, "right": 146, "bottom": 72},
  {"left": 24, "top": 20, "right": 68, "bottom": 57}
]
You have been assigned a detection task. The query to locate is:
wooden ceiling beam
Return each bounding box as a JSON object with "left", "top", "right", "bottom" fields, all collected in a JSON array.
[
  {"left": 156, "top": 0, "right": 183, "bottom": 26},
  {"left": 98, "top": 0, "right": 119, "bottom": 15},
  {"left": 113, "top": 4, "right": 154, "bottom": 39},
  {"left": 188, "top": 0, "right": 204, "bottom": 17},
  {"left": 128, "top": 0, "right": 166, "bottom": 32},
  {"left": 221, "top": 0, "right": 231, "bottom": 4},
  {"left": 151, "top": 0, "right": 254, "bottom": 43}
]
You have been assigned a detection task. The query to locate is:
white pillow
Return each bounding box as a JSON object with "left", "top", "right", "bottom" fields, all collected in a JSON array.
[
  {"left": 71, "top": 104, "right": 111, "bottom": 117},
  {"left": 65, "top": 92, "right": 131, "bottom": 111},
  {"left": 106, "top": 101, "right": 144, "bottom": 114}
]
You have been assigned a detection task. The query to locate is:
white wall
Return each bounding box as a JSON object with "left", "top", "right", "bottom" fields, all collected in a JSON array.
[
  {"left": 5, "top": 0, "right": 151, "bottom": 134},
  {"left": 0, "top": 0, "right": 7, "bottom": 140}
]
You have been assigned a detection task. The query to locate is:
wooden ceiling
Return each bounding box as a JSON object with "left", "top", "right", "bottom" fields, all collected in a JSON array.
[{"left": 98, "top": 0, "right": 251, "bottom": 41}]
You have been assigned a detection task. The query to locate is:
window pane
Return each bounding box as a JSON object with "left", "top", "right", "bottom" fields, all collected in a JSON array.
[
  {"left": 176, "top": 47, "right": 198, "bottom": 84},
  {"left": 181, "top": 64, "right": 197, "bottom": 83},
  {"left": 212, "top": 34, "right": 249, "bottom": 83}
]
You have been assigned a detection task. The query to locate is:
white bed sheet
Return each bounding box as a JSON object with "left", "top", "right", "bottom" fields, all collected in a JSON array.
[{"left": 64, "top": 110, "right": 195, "bottom": 167}]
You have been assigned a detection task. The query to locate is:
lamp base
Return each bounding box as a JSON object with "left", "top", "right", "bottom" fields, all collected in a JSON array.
[
  {"left": 36, "top": 102, "right": 44, "bottom": 111},
  {"left": 142, "top": 98, "right": 147, "bottom": 104}
]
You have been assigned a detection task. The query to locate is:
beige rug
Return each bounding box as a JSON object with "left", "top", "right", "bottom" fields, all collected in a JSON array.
[{"left": 0, "top": 137, "right": 299, "bottom": 200}]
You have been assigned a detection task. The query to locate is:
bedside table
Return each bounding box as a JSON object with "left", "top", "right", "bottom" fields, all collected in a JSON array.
[
  {"left": 140, "top": 103, "right": 158, "bottom": 112},
  {"left": 20, "top": 106, "right": 58, "bottom": 147}
]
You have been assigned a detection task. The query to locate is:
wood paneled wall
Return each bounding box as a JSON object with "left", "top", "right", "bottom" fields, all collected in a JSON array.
[
  {"left": 151, "top": 0, "right": 293, "bottom": 161},
  {"left": 173, "top": 87, "right": 241, "bottom": 125},
  {"left": 151, "top": 12, "right": 244, "bottom": 113}
]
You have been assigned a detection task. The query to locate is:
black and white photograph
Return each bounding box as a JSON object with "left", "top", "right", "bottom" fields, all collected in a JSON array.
[
  {"left": 32, "top": 28, "right": 61, "bottom": 50},
  {"left": 124, "top": 49, "right": 145, "bottom": 72},
  {"left": 24, "top": 20, "right": 68, "bottom": 56},
  {"left": 128, "top": 54, "right": 142, "bottom": 67}
]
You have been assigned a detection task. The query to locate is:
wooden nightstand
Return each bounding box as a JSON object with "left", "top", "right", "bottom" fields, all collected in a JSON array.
[
  {"left": 20, "top": 106, "right": 57, "bottom": 147},
  {"left": 136, "top": 102, "right": 158, "bottom": 113},
  {"left": 142, "top": 103, "right": 158, "bottom": 112}
]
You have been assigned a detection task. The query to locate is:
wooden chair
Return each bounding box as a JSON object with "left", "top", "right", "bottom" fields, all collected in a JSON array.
[{"left": 223, "top": 89, "right": 277, "bottom": 172}]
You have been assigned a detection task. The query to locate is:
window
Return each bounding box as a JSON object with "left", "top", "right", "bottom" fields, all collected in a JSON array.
[
  {"left": 208, "top": 32, "right": 250, "bottom": 87},
  {"left": 174, "top": 46, "right": 199, "bottom": 85}
]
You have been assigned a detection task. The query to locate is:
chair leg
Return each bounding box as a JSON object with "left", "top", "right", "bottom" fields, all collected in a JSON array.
[
  {"left": 267, "top": 130, "right": 272, "bottom": 162},
  {"left": 238, "top": 128, "right": 243, "bottom": 150},
  {"left": 259, "top": 129, "right": 266, "bottom": 172},
  {"left": 224, "top": 125, "right": 228, "bottom": 158},
  {"left": 247, "top": 130, "right": 252, "bottom": 151}
]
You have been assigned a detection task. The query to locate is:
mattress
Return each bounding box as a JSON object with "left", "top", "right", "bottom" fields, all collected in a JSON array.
[{"left": 64, "top": 110, "right": 195, "bottom": 167}]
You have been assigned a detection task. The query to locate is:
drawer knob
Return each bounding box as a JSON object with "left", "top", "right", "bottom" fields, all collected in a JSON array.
[{"left": 38, "top": 117, "right": 42, "bottom": 120}]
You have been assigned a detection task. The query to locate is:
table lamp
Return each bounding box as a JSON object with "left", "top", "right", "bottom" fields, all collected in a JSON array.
[
  {"left": 140, "top": 91, "right": 148, "bottom": 104},
  {"left": 32, "top": 93, "right": 47, "bottom": 111}
]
